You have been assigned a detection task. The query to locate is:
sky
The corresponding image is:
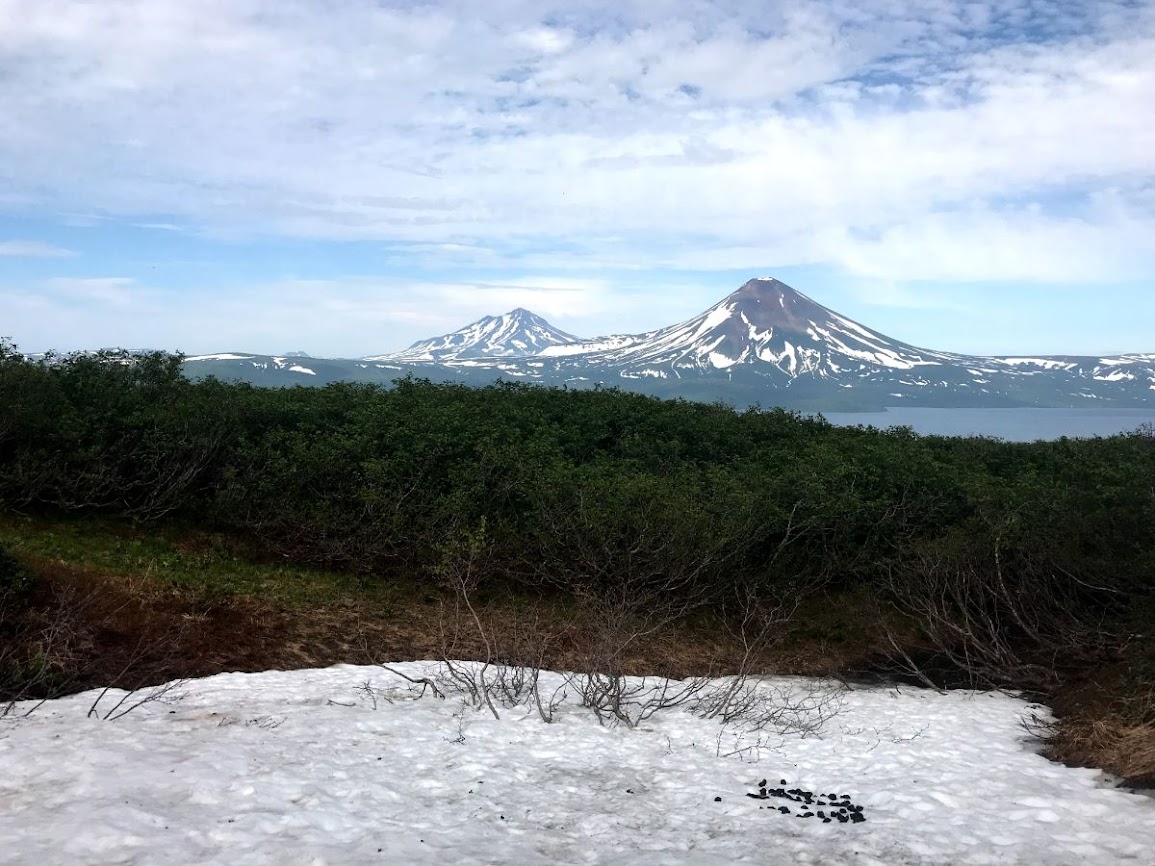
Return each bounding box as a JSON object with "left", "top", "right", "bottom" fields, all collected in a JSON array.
[{"left": 1, "top": 0, "right": 1154, "bottom": 358}]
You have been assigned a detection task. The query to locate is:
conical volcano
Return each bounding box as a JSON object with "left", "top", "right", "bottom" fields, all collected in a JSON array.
[
  {"left": 365, "top": 308, "right": 580, "bottom": 363},
  {"left": 539, "top": 277, "right": 956, "bottom": 379}
]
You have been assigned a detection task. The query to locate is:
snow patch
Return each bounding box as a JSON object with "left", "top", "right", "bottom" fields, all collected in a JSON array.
[
  {"left": 1094, "top": 370, "right": 1134, "bottom": 382},
  {"left": 996, "top": 358, "right": 1078, "bottom": 370},
  {"left": 182, "top": 353, "right": 252, "bottom": 362},
  {"left": 708, "top": 351, "right": 739, "bottom": 369},
  {"left": 1, "top": 665, "right": 1151, "bottom": 865}
]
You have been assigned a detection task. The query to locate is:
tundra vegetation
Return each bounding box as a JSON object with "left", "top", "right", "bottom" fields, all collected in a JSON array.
[{"left": 1, "top": 342, "right": 1153, "bottom": 782}]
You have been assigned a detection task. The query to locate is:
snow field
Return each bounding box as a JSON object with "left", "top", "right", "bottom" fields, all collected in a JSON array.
[{"left": 1, "top": 664, "right": 1152, "bottom": 865}]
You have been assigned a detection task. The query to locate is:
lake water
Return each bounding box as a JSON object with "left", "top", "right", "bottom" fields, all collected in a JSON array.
[{"left": 820, "top": 407, "right": 1155, "bottom": 442}]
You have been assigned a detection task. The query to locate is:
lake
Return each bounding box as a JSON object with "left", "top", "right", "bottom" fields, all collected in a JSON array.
[{"left": 820, "top": 407, "right": 1155, "bottom": 442}]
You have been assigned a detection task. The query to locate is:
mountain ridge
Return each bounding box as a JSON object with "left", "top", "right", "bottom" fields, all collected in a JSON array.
[{"left": 180, "top": 278, "right": 1155, "bottom": 411}]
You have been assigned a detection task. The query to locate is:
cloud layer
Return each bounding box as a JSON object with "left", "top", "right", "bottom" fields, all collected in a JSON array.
[
  {"left": 1, "top": 0, "right": 1153, "bottom": 283},
  {"left": 0, "top": 241, "right": 75, "bottom": 258}
]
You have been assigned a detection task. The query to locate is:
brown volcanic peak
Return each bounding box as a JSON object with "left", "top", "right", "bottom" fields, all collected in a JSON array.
[{"left": 724, "top": 278, "right": 834, "bottom": 334}]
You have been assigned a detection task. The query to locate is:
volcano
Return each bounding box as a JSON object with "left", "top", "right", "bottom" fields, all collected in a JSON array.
[
  {"left": 365, "top": 308, "right": 579, "bottom": 363},
  {"left": 536, "top": 278, "right": 962, "bottom": 380},
  {"left": 181, "top": 277, "right": 1155, "bottom": 410}
]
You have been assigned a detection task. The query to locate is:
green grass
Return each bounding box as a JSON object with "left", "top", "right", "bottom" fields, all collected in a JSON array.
[{"left": 0, "top": 514, "right": 394, "bottom": 609}]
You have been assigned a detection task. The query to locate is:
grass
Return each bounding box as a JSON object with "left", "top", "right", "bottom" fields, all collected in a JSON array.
[
  {"left": 0, "top": 513, "right": 394, "bottom": 610},
  {"left": 0, "top": 513, "right": 441, "bottom": 703},
  {"left": 0, "top": 513, "right": 872, "bottom": 695},
  {"left": 3, "top": 512, "right": 1153, "bottom": 787}
]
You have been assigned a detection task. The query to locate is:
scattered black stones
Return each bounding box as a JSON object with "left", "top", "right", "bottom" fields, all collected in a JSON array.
[{"left": 746, "top": 779, "right": 867, "bottom": 824}]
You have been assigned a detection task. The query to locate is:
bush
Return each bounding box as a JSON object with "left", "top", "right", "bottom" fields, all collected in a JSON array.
[
  {"left": 0, "top": 544, "right": 34, "bottom": 599},
  {"left": 1, "top": 347, "right": 1154, "bottom": 701}
]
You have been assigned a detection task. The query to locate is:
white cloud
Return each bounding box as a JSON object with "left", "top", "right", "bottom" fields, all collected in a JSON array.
[
  {"left": 830, "top": 207, "right": 1155, "bottom": 283},
  {"left": 0, "top": 241, "right": 76, "bottom": 258},
  {"left": 0, "top": 272, "right": 681, "bottom": 355},
  {"left": 0, "top": 0, "right": 1153, "bottom": 282},
  {"left": 43, "top": 277, "right": 141, "bottom": 306},
  {"left": 842, "top": 281, "right": 969, "bottom": 311}
]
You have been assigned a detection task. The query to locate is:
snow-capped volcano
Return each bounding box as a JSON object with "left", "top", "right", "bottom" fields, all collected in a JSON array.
[
  {"left": 365, "top": 308, "right": 580, "bottom": 363},
  {"left": 185, "top": 277, "right": 1155, "bottom": 410},
  {"left": 539, "top": 278, "right": 959, "bottom": 379}
]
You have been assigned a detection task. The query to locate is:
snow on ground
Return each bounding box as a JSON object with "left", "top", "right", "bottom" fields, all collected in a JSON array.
[{"left": 2, "top": 664, "right": 1152, "bottom": 865}]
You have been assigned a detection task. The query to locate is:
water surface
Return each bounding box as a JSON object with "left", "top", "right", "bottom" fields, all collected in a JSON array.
[{"left": 821, "top": 407, "right": 1155, "bottom": 442}]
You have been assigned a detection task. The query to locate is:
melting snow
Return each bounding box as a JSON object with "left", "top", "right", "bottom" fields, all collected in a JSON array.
[
  {"left": 697, "top": 304, "right": 736, "bottom": 334},
  {"left": 1, "top": 664, "right": 1152, "bottom": 865},
  {"left": 182, "top": 354, "right": 252, "bottom": 362},
  {"left": 622, "top": 369, "right": 667, "bottom": 378},
  {"left": 996, "top": 358, "right": 1078, "bottom": 371},
  {"left": 1094, "top": 370, "right": 1134, "bottom": 382},
  {"left": 539, "top": 336, "right": 638, "bottom": 357},
  {"left": 1095, "top": 355, "right": 1155, "bottom": 367}
]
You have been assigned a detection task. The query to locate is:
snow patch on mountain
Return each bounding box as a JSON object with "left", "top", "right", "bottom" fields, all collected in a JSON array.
[{"left": 183, "top": 353, "right": 253, "bottom": 362}]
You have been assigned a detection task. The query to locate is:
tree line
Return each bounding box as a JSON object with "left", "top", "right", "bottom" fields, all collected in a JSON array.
[{"left": 2, "top": 343, "right": 1153, "bottom": 694}]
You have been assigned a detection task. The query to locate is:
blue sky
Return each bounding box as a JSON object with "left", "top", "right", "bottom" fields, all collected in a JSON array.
[{"left": 1, "top": 0, "right": 1154, "bottom": 358}]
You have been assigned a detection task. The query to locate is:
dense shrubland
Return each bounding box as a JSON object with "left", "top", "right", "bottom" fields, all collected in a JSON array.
[{"left": 2, "top": 343, "right": 1154, "bottom": 761}]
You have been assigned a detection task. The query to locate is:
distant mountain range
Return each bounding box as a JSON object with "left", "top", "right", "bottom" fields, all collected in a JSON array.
[{"left": 181, "top": 278, "right": 1155, "bottom": 411}]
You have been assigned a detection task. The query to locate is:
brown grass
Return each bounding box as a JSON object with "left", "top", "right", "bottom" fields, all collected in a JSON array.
[
  {"left": 1042, "top": 661, "right": 1155, "bottom": 787},
  {"left": 8, "top": 530, "right": 1152, "bottom": 788},
  {"left": 8, "top": 551, "right": 870, "bottom": 696},
  {"left": 1046, "top": 716, "right": 1155, "bottom": 788}
]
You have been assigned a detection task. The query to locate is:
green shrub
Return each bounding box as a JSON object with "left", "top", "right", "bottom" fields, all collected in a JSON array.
[{"left": 0, "top": 545, "right": 34, "bottom": 598}]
